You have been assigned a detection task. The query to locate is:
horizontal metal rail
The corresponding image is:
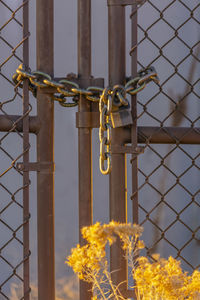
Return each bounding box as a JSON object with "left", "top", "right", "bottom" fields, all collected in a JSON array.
[
  {"left": 0, "top": 115, "right": 40, "bottom": 133},
  {"left": 137, "top": 127, "right": 200, "bottom": 144},
  {"left": 1, "top": 116, "right": 199, "bottom": 145}
]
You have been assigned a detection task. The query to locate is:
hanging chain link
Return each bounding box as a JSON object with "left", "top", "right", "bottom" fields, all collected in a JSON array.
[
  {"left": 99, "top": 88, "right": 113, "bottom": 175},
  {"left": 13, "top": 64, "right": 159, "bottom": 175}
]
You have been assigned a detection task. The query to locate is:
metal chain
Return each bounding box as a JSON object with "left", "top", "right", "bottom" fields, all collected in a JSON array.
[
  {"left": 12, "top": 64, "right": 104, "bottom": 107},
  {"left": 13, "top": 64, "right": 159, "bottom": 107},
  {"left": 98, "top": 67, "right": 159, "bottom": 175},
  {"left": 99, "top": 88, "right": 113, "bottom": 175},
  {"left": 13, "top": 64, "right": 159, "bottom": 175}
]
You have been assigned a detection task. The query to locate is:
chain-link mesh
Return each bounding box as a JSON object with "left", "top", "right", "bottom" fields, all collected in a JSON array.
[
  {"left": 132, "top": 0, "right": 200, "bottom": 272},
  {"left": 0, "top": 1, "right": 30, "bottom": 298}
]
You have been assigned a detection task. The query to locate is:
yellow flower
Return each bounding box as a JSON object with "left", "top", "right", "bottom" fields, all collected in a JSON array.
[
  {"left": 66, "top": 222, "right": 200, "bottom": 300},
  {"left": 136, "top": 240, "right": 145, "bottom": 250},
  {"left": 152, "top": 253, "right": 160, "bottom": 261},
  {"left": 66, "top": 222, "right": 144, "bottom": 293}
]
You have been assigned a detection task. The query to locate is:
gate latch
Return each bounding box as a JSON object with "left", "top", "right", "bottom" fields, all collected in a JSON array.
[
  {"left": 16, "top": 162, "right": 55, "bottom": 172},
  {"left": 111, "top": 145, "right": 144, "bottom": 154}
]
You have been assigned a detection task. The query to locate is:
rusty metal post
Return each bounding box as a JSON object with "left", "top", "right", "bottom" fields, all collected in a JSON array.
[
  {"left": 130, "top": 5, "right": 138, "bottom": 224},
  {"left": 36, "top": 0, "right": 55, "bottom": 299},
  {"left": 78, "top": 0, "right": 93, "bottom": 299},
  {"left": 23, "top": 0, "right": 30, "bottom": 298},
  {"left": 108, "top": 4, "right": 128, "bottom": 296}
]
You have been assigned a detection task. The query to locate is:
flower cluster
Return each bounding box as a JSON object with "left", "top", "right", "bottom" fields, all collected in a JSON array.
[
  {"left": 134, "top": 255, "right": 200, "bottom": 299},
  {"left": 66, "top": 221, "right": 143, "bottom": 299},
  {"left": 81, "top": 220, "right": 143, "bottom": 249},
  {"left": 66, "top": 222, "right": 200, "bottom": 300}
]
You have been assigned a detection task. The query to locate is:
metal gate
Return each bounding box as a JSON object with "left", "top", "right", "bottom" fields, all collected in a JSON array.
[{"left": 0, "top": 0, "right": 199, "bottom": 299}]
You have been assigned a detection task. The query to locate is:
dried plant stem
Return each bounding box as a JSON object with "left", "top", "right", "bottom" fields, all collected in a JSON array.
[
  {"left": 103, "top": 268, "right": 121, "bottom": 300},
  {"left": 127, "top": 238, "right": 136, "bottom": 270},
  {"left": 92, "top": 273, "right": 107, "bottom": 300}
]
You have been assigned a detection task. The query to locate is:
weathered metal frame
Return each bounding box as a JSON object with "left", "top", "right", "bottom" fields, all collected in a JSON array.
[
  {"left": 108, "top": 3, "right": 128, "bottom": 297},
  {"left": 78, "top": 0, "right": 93, "bottom": 299},
  {"left": 1, "top": 115, "right": 199, "bottom": 144},
  {"left": 23, "top": 1, "right": 30, "bottom": 299},
  {"left": 36, "top": 0, "right": 55, "bottom": 299}
]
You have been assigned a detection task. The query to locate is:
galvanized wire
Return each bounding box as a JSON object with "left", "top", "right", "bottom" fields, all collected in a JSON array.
[
  {"left": 0, "top": 0, "right": 31, "bottom": 298},
  {"left": 131, "top": 0, "right": 200, "bottom": 271}
]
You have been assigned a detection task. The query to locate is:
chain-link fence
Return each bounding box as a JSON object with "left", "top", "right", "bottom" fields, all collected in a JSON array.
[
  {"left": 133, "top": 0, "right": 200, "bottom": 271},
  {"left": 0, "top": 1, "right": 30, "bottom": 298}
]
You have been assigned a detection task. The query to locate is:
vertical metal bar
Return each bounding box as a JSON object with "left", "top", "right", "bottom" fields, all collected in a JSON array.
[
  {"left": 23, "top": 1, "right": 30, "bottom": 299},
  {"left": 130, "top": 6, "right": 138, "bottom": 224},
  {"left": 78, "top": 0, "right": 93, "bottom": 299},
  {"left": 108, "top": 5, "right": 128, "bottom": 296},
  {"left": 36, "top": 0, "right": 55, "bottom": 299}
]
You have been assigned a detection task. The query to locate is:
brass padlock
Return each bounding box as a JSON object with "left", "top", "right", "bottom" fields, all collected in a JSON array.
[
  {"left": 110, "top": 105, "right": 133, "bottom": 128},
  {"left": 110, "top": 85, "right": 133, "bottom": 128}
]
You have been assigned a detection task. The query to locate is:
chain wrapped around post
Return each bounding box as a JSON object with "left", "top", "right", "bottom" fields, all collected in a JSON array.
[
  {"left": 13, "top": 64, "right": 159, "bottom": 107},
  {"left": 13, "top": 64, "right": 159, "bottom": 175}
]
